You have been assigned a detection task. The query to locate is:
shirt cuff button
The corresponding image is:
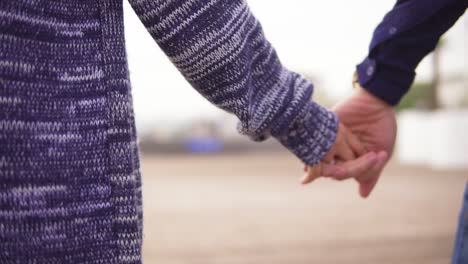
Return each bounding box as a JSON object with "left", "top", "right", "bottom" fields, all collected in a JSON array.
[
  {"left": 389, "top": 27, "right": 397, "bottom": 35},
  {"left": 366, "top": 65, "right": 375, "bottom": 76}
]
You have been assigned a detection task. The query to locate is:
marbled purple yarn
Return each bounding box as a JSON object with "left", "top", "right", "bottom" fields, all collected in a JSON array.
[{"left": 0, "top": 0, "right": 337, "bottom": 262}]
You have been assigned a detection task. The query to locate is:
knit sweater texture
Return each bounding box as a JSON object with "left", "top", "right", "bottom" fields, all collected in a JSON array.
[{"left": 0, "top": 0, "right": 338, "bottom": 262}]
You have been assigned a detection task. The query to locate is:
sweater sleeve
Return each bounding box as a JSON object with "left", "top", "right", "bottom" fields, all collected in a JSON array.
[{"left": 128, "top": 0, "right": 338, "bottom": 165}]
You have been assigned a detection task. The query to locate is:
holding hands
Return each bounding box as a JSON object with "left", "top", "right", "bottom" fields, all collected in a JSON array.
[{"left": 303, "top": 82, "right": 397, "bottom": 198}]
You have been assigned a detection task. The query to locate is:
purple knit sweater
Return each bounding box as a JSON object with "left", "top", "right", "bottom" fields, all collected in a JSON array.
[{"left": 0, "top": 0, "right": 337, "bottom": 262}]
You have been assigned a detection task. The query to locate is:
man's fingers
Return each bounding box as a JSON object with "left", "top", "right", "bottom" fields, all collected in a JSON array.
[
  {"left": 357, "top": 151, "right": 389, "bottom": 198},
  {"left": 302, "top": 151, "right": 386, "bottom": 193},
  {"left": 357, "top": 161, "right": 382, "bottom": 198},
  {"left": 359, "top": 174, "right": 380, "bottom": 198},
  {"left": 332, "top": 152, "right": 378, "bottom": 181},
  {"left": 355, "top": 151, "right": 388, "bottom": 183}
]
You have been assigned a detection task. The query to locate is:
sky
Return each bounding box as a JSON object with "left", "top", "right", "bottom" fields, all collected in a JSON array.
[{"left": 123, "top": 0, "right": 466, "bottom": 129}]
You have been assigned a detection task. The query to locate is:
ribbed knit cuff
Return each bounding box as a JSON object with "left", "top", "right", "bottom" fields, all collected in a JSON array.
[
  {"left": 273, "top": 102, "right": 339, "bottom": 166},
  {"left": 356, "top": 58, "right": 416, "bottom": 106}
]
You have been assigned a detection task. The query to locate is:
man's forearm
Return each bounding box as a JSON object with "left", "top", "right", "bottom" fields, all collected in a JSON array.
[{"left": 357, "top": 0, "right": 466, "bottom": 106}]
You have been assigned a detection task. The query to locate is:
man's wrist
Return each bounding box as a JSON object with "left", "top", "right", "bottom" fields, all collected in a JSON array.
[
  {"left": 353, "top": 81, "right": 393, "bottom": 109},
  {"left": 353, "top": 71, "right": 395, "bottom": 109}
]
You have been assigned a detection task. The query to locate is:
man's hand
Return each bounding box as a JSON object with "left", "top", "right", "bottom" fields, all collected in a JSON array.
[{"left": 332, "top": 84, "right": 397, "bottom": 198}]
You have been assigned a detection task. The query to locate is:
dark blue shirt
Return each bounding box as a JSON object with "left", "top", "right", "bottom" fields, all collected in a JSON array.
[{"left": 356, "top": 0, "right": 467, "bottom": 106}]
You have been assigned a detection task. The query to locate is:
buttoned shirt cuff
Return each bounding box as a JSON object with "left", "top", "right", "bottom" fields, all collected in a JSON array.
[
  {"left": 272, "top": 101, "right": 339, "bottom": 166},
  {"left": 356, "top": 57, "right": 416, "bottom": 106}
]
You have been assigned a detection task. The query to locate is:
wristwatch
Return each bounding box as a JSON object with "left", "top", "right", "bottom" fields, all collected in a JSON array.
[{"left": 352, "top": 71, "right": 360, "bottom": 89}]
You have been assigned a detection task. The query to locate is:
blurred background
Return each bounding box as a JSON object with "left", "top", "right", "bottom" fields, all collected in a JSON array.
[{"left": 123, "top": 1, "right": 467, "bottom": 263}]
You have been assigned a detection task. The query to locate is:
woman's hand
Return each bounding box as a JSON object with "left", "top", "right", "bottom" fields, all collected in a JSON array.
[{"left": 301, "top": 122, "right": 372, "bottom": 184}]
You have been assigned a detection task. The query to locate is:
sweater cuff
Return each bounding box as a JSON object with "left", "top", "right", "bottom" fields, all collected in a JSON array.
[
  {"left": 356, "top": 57, "right": 416, "bottom": 106},
  {"left": 273, "top": 102, "right": 339, "bottom": 166}
]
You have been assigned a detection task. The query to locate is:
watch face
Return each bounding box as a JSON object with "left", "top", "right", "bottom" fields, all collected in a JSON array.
[{"left": 352, "top": 71, "right": 360, "bottom": 88}]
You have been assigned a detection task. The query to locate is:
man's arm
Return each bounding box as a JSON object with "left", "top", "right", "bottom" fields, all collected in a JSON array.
[
  {"left": 332, "top": 0, "right": 465, "bottom": 197},
  {"left": 357, "top": 0, "right": 466, "bottom": 106}
]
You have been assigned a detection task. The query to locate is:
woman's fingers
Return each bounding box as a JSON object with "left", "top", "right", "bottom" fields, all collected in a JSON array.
[
  {"left": 302, "top": 164, "right": 322, "bottom": 184},
  {"left": 303, "top": 122, "right": 374, "bottom": 186},
  {"left": 345, "top": 129, "right": 367, "bottom": 157},
  {"left": 336, "top": 140, "right": 356, "bottom": 161},
  {"left": 325, "top": 123, "right": 358, "bottom": 162},
  {"left": 302, "top": 152, "right": 379, "bottom": 185},
  {"left": 302, "top": 163, "right": 337, "bottom": 184},
  {"left": 303, "top": 152, "right": 387, "bottom": 199}
]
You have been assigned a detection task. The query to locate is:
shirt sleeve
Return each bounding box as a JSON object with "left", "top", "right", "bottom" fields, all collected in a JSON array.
[
  {"left": 356, "top": 0, "right": 466, "bottom": 106},
  {"left": 128, "top": 0, "right": 338, "bottom": 165}
]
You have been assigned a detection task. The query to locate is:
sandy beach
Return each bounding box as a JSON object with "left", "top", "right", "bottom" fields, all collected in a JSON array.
[{"left": 139, "top": 153, "right": 467, "bottom": 264}]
